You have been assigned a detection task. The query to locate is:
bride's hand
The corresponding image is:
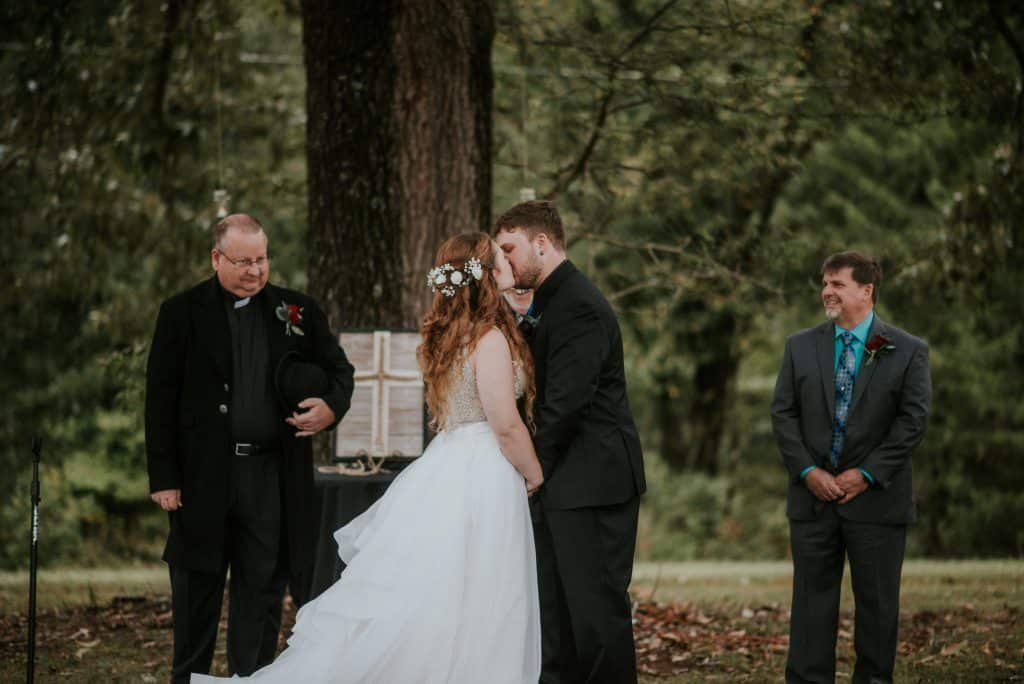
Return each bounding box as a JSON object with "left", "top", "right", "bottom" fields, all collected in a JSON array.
[{"left": 525, "top": 475, "right": 544, "bottom": 497}]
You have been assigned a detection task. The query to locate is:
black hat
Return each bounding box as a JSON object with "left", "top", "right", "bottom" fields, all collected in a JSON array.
[{"left": 274, "top": 351, "right": 330, "bottom": 413}]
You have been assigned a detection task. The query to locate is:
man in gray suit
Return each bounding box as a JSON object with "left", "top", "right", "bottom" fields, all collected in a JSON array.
[{"left": 771, "top": 251, "right": 931, "bottom": 684}]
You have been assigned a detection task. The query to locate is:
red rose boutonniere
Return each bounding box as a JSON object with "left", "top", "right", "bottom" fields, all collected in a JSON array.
[
  {"left": 276, "top": 301, "right": 305, "bottom": 336},
  {"left": 864, "top": 334, "right": 895, "bottom": 365}
]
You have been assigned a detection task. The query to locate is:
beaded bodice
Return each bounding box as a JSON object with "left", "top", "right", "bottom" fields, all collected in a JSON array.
[{"left": 443, "top": 356, "right": 526, "bottom": 429}]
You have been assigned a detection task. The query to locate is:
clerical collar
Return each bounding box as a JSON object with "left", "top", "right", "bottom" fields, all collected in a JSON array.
[{"left": 219, "top": 282, "right": 260, "bottom": 309}]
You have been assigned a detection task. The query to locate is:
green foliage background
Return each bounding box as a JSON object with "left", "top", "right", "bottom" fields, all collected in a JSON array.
[{"left": 1, "top": 0, "right": 1021, "bottom": 569}]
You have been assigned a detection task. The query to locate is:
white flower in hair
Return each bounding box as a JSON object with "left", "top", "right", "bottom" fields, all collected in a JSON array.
[
  {"left": 427, "top": 258, "right": 483, "bottom": 297},
  {"left": 467, "top": 258, "right": 484, "bottom": 281}
]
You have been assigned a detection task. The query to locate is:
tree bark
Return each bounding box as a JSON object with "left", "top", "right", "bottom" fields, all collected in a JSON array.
[
  {"left": 684, "top": 324, "right": 740, "bottom": 476},
  {"left": 301, "top": 0, "right": 494, "bottom": 331},
  {"left": 654, "top": 306, "right": 741, "bottom": 475}
]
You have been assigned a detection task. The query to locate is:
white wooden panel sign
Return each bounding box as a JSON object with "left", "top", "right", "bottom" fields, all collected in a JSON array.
[{"left": 334, "top": 330, "right": 425, "bottom": 459}]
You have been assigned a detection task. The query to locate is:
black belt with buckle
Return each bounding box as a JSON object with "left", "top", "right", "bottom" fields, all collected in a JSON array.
[{"left": 233, "top": 442, "right": 282, "bottom": 457}]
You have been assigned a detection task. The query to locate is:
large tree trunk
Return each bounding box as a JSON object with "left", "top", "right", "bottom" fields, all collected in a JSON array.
[
  {"left": 655, "top": 307, "right": 741, "bottom": 475},
  {"left": 684, "top": 332, "right": 740, "bottom": 476},
  {"left": 301, "top": 0, "right": 494, "bottom": 331}
]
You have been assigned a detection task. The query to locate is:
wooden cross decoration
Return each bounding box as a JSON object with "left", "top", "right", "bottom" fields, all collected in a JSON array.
[{"left": 332, "top": 330, "right": 425, "bottom": 463}]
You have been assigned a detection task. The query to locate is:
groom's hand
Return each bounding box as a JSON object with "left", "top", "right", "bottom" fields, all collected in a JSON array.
[
  {"left": 835, "top": 469, "right": 869, "bottom": 504},
  {"left": 805, "top": 469, "right": 845, "bottom": 502},
  {"left": 286, "top": 398, "right": 336, "bottom": 437}
]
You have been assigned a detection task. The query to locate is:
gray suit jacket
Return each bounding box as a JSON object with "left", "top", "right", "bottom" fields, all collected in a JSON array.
[{"left": 770, "top": 315, "right": 931, "bottom": 524}]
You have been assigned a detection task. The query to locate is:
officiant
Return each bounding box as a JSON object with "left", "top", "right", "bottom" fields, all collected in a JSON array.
[{"left": 145, "top": 213, "right": 355, "bottom": 683}]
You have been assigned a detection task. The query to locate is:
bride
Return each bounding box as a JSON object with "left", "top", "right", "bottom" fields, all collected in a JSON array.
[{"left": 193, "top": 232, "right": 543, "bottom": 682}]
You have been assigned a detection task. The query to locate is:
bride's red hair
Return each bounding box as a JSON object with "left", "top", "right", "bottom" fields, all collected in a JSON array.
[{"left": 417, "top": 232, "right": 535, "bottom": 430}]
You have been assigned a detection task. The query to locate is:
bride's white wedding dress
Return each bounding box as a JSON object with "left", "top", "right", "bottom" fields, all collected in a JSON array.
[{"left": 193, "top": 357, "right": 540, "bottom": 683}]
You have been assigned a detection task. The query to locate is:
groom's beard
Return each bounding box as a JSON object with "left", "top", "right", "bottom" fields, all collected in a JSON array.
[{"left": 514, "top": 256, "right": 544, "bottom": 290}]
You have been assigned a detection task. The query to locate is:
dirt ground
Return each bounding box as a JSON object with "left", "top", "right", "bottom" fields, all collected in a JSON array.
[{"left": 1, "top": 593, "right": 1021, "bottom": 682}]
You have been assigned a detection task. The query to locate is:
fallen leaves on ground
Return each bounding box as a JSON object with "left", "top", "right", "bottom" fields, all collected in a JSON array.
[
  {"left": 1, "top": 596, "right": 1019, "bottom": 679},
  {"left": 632, "top": 600, "right": 790, "bottom": 676},
  {"left": 0, "top": 594, "right": 298, "bottom": 677},
  {"left": 633, "top": 599, "right": 1022, "bottom": 678}
]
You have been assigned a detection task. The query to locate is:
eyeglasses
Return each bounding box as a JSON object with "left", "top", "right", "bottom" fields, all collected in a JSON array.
[{"left": 217, "top": 251, "right": 271, "bottom": 270}]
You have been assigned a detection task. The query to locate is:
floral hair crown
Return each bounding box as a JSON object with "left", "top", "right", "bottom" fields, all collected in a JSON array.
[{"left": 427, "top": 257, "right": 484, "bottom": 297}]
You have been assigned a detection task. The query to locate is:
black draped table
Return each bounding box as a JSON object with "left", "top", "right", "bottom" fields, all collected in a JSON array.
[{"left": 308, "top": 469, "right": 399, "bottom": 600}]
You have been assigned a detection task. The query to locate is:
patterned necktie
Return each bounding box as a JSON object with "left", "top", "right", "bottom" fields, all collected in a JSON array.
[{"left": 829, "top": 331, "right": 857, "bottom": 468}]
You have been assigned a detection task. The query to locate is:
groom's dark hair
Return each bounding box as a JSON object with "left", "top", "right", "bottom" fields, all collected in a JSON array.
[
  {"left": 821, "top": 251, "right": 882, "bottom": 303},
  {"left": 493, "top": 200, "right": 566, "bottom": 250}
]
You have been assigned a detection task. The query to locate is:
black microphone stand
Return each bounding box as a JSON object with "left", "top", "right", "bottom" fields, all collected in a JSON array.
[{"left": 27, "top": 437, "right": 41, "bottom": 684}]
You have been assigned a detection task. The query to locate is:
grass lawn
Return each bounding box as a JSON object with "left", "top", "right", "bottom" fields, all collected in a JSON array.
[{"left": 0, "top": 560, "right": 1020, "bottom": 682}]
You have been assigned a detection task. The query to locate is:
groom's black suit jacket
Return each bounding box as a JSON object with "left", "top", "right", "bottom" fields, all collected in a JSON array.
[
  {"left": 771, "top": 315, "right": 931, "bottom": 524},
  {"left": 145, "top": 277, "right": 355, "bottom": 574},
  {"left": 528, "top": 260, "right": 646, "bottom": 510}
]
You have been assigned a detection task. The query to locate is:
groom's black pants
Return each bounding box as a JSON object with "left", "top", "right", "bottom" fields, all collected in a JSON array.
[
  {"left": 787, "top": 505, "right": 907, "bottom": 684},
  {"left": 169, "top": 451, "right": 288, "bottom": 683},
  {"left": 533, "top": 497, "right": 640, "bottom": 684}
]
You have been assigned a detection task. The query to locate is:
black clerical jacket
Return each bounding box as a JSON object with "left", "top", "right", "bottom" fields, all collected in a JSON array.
[{"left": 145, "top": 277, "right": 355, "bottom": 573}]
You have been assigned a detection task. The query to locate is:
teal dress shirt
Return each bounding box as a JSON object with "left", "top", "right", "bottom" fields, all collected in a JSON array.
[
  {"left": 801, "top": 311, "right": 876, "bottom": 485},
  {"left": 833, "top": 311, "right": 874, "bottom": 376}
]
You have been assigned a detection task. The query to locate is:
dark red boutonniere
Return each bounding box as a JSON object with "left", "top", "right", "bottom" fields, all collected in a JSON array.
[
  {"left": 864, "top": 334, "right": 895, "bottom": 365},
  {"left": 276, "top": 301, "right": 305, "bottom": 336}
]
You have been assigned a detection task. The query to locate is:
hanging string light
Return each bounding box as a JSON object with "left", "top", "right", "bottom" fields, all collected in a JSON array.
[
  {"left": 519, "top": 52, "right": 535, "bottom": 203},
  {"left": 213, "top": 31, "right": 230, "bottom": 218}
]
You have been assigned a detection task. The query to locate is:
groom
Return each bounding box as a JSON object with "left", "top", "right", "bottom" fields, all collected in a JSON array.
[
  {"left": 494, "top": 200, "right": 646, "bottom": 684},
  {"left": 771, "top": 251, "right": 931, "bottom": 683}
]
